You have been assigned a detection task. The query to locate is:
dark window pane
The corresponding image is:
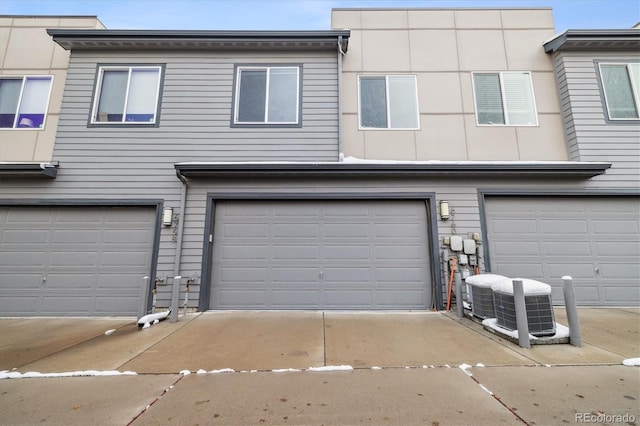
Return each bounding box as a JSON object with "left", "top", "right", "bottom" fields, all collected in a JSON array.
[
  {"left": 237, "top": 69, "right": 266, "bottom": 122},
  {"left": 474, "top": 73, "right": 505, "bottom": 124},
  {"left": 267, "top": 68, "right": 298, "bottom": 123},
  {"left": 0, "top": 78, "right": 22, "bottom": 128},
  {"left": 602, "top": 65, "right": 638, "bottom": 119},
  {"left": 360, "top": 77, "right": 387, "bottom": 128},
  {"left": 96, "top": 70, "right": 128, "bottom": 122},
  {"left": 125, "top": 68, "right": 160, "bottom": 123}
]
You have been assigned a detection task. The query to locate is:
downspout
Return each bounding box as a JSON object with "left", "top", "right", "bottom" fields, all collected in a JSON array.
[
  {"left": 337, "top": 35, "right": 345, "bottom": 160},
  {"left": 173, "top": 169, "right": 189, "bottom": 279}
]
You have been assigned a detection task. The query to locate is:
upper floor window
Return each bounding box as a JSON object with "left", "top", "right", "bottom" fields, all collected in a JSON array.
[
  {"left": 473, "top": 72, "right": 538, "bottom": 126},
  {"left": 358, "top": 75, "right": 419, "bottom": 129},
  {"left": 0, "top": 76, "right": 53, "bottom": 129},
  {"left": 91, "top": 66, "right": 162, "bottom": 125},
  {"left": 599, "top": 63, "right": 640, "bottom": 120},
  {"left": 233, "top": 66, "right": 301, "bottom": 126}
]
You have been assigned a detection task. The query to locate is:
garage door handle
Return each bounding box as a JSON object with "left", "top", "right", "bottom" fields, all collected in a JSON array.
[{"left": 594, "top": 267, "right": 599, "bottom": 273}]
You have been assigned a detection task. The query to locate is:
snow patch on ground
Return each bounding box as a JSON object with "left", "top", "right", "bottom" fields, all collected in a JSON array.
[
  {"left": 479, "top": 384, "right": 494, "bottom": 395},
  {"left": 179, "top": 370, "right": 191, "bottom": 375},
  {"left": 458, "top": 363, "right": 473, "bottom": 376},
  {"left": 482, "top": 318, "right": 570, "bottom": 340},
  {"left": 371, "top": 366, "right": 382, "bottom": 370},
  {"left": 308, "top": 365, "right": 353, "bottom": 372},
  {"left": 210, "top": 368, "right": 235, "bottom": 374},
  {"left": 476, "top": 363, "right": 485, "bottom": 368},
  {"left": 0, "top": 370, "right": 136, "bottom": 380},
  {"left": 623, "top": 358, "right": 640, "bottom": 366},
  {"left": 272, "top": 368, "right": 302, "bottom": 373},
  {"left": 104, "top": 329, "right": 116, "bottom": 335}
]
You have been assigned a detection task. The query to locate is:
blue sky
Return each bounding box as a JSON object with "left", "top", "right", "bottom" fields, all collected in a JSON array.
[{"left": 1, "top": 0, "right": 638, "bottom": 32}]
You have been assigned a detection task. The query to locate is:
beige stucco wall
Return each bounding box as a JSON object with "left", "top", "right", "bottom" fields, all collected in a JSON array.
[
  {"left": 333, "top": 8, "right": 568, "bottom": 161},
  {"left": 0, "top": 16, "right": 104, "bottom": 162}
]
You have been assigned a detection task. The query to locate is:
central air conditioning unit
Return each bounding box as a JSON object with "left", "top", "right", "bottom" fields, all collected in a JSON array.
[
  {"left": 491, "top": 278, "right": 556, "bottom": 337},
  {"left": 464, "top": 274, "right": 508, "bottom": 319}
]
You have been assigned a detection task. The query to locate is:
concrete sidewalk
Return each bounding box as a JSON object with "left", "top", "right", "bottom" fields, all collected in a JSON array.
[{"left": 0, "top": 308, "right": 638, "bottom": 425}]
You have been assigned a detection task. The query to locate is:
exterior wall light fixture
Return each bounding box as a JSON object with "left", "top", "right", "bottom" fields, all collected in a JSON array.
[
  {"left": 439, "top": 200, "right": 450, "bottom": 220},
  {"left": 162, "top": 207, "right": 173, "bottom": 226}
]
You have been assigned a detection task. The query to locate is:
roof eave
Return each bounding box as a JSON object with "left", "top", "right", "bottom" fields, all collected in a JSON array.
[
  {"left": 0, "top": 162, "right": 58, "bottom": 179},
  {"left": 47, "top": 29, "right": 350, "bottom": 52},
  {"left": 544, "top": 29, "right": 640, "bottom": 52},
  {"left": 174, "top": 161, "right": 611, "bottom": 180}
]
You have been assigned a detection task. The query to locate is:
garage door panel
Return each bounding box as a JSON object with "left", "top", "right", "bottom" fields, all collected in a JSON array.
[
  {"left": 0, "top": 297, "right": 39, "bottom": 313},
  {"left": 324, "top": 245, "right": 369, "bottom": 260},
  {"left": 375, "top": 245, "right": 423, "bottom": 260},
  {"left": 324, "top": 267, "right": 370, "bottom": 282},
  {"left": 211, "top": 200, "right": 431, "bottom": 310},
  {"left": 545, "top": 242, "right": 592, "bottom": 256},
  {"left": 272, "top": 267, "right": 319, "bottom": 282},
  {"left": 324, "top": 223, "right": 368, "bottom": 238},
  {"left": 494, "top": 241, "right": 540, "bottom": 256},
  {"left": 593, "top": 220, "right": 639, "bottom": 234},
  {"left": 53, "top": 230, "right": 100, "bottom": 244},
  {"left": 493, "top": 263, "right": 544, "bottom": 278},
  {"left": 541, "top": 220, "right": 587, "bottom": 234},
  {"left": 598, "top": 263, "right": 640, "bottom": 278},
  {"left": 220, "top": 267, "right": 267, "bottom": 283},
  {"left": 547, "top": 263, "right": 596, "bottom": 279},
  {"left": 274, "top": 245, "right": 320, "bottom": 260},
  {"left": 0, "top": 274, "right": 42, "bottom": 288},
  {"left": 0, "top": 251, "right": 46, "bottom": 266},
  {"left": 2, "top": 230, "right": 49, "bottom": 244},
  {"left": 491, "top": 219, "right": 538, "bottom": 234},
  {"left": 603, "top": 287, "right": 640, "bottom": 304},
  {"left": 50, "top": 252, "right": 97, "bottom": 267},
  {"left": 219, "top": 290, "right": 268, "bottom": 307},
  {"left": 224, "top": 224, "right": 269, "bottom": 238},
  {"left": 0, "top": 206, "right": 156, "bottom": 316},
  {"left": 596, "top": 241, "right": 639, "bottom": 256},
  {"left": 41, "top": 296, "right": 92, "bottom": 314},
  {"left": 44, "top": 274, "right": 94, "bottom": 288},
  {"left": 486, "top": 196, "right": 640, "bottom": 306},
  {"left": 102, "top": 251, "right": 149, "bottom": 266}
]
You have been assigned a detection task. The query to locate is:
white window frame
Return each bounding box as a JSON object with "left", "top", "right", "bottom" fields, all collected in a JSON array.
[
  {"left": 357, "top": 75, "right": 420, "bottom": 130},
  {"left": 471, "top": 71, "right": 539, "bottom": 127},
  {"left": 233, "top": 66, "right": 300, "bottom": 125},
  {"left": 90, "top": 65, "right": 162, "bottom": 125},
  {"left": 598, "top": 62, "right": 640, "bottom": 121},
  {"left": 0, "top": 75, "right": 53, "bottom": 130}
]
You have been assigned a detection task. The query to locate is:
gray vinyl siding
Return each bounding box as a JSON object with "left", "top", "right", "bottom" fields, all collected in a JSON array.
[
  {"left": 61, "top": 51, "right": 339, "bottom": 163},
  {"left": 551, "top": 51, "right": 640, "bottom": 188}
]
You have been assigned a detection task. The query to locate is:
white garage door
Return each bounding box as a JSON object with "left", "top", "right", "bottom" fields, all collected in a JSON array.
[
  {"left": 485, "top": 196, "right": 640, "bottom": 306},
  {"left": 0, "top": 206, "right": 156, "bottom": 316},
  {"left": 210, "top": 200, "right": 432, "bottom": 310}
]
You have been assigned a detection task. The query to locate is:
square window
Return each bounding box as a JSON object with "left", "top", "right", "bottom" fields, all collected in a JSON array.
[
  {"left": 234, "top": 66, "right": 300, "bottom": 125},
  {"left": 358, "top": 75, "right": 419, "bottom": 129},
  {"left": 472, "top": 72, "right": 538, "bottom": 126},
  {"left": 0, "top": 76, "right": 53, "bottom": 129},
  {"left": 599, "top": 63, "right": 640, "bottom": 120},
  {"left": 91, "top": 66, "right": 162, "bottom": 124}
]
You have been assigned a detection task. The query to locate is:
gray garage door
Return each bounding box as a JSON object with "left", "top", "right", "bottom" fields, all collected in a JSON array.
[
  {"left": 210, "top": 200, "right": 432, "bottom": 310},
  {"left": 0, "top": 206, "right": 156, "bottom": 316},
  {"left": 485, "top": 196, "right": 640, "bottom": 306}
]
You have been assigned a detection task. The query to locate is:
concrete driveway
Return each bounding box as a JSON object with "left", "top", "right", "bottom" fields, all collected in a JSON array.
[
  {"left": 0, "top": 309, "right": 638, "bottom": 426},
  {"left": 2, "top": 308, "right": 637, "bottom": 373}
]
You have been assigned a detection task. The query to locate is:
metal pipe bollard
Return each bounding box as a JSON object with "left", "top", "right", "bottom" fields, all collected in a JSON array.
[
  {"left": 138, "top": 276, "right": 150, "bottom": 321},
  {"left": 455, "top": 272, "right": 464, "bottom": 318},
  {"left": 170, "top": 275, "right": 182, "bottom": 323},
  {"left": 562, "top": 276, "right": 582, "bottom": 347},
  {"left": 513, "top": 279, "right": 530, "bottom": 349}
]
